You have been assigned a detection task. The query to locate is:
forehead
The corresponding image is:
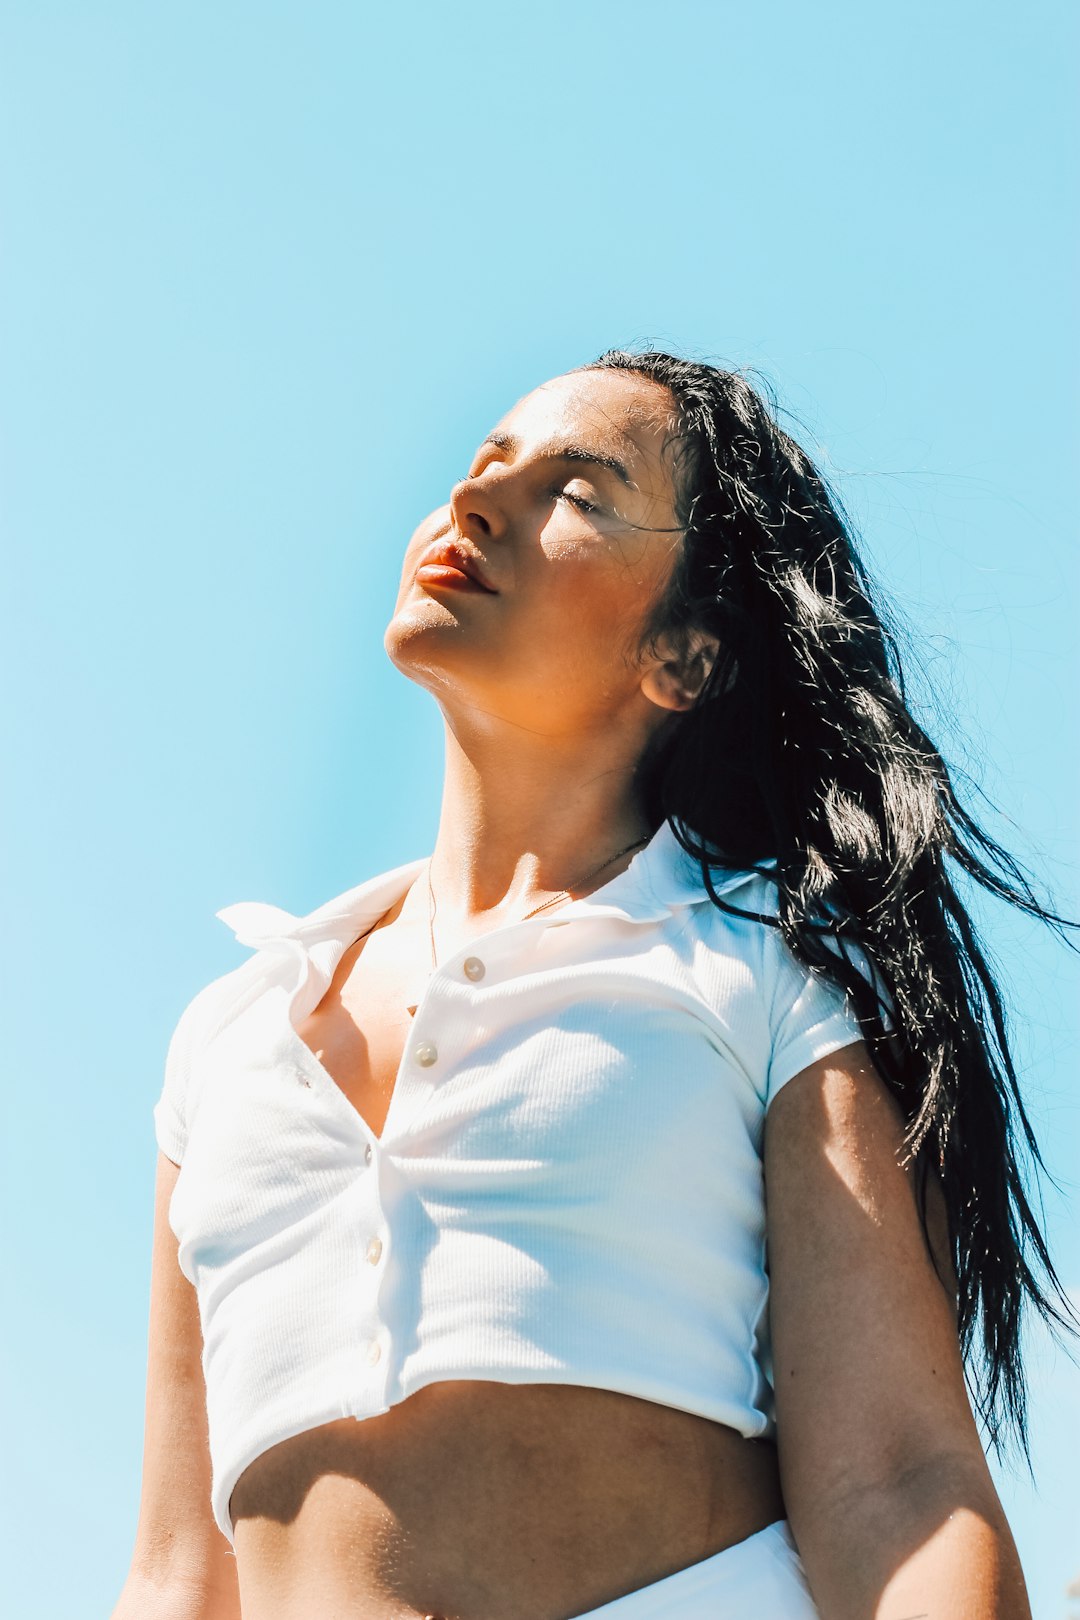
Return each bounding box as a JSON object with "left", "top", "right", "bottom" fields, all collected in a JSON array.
[{"left": 494, "top": 369, "right": 678, "bottom": 481}]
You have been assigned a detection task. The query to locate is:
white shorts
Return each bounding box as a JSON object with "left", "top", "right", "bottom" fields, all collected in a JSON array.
[{"left": 568, "top": 1519, "right": 820, "bottom": 1619}]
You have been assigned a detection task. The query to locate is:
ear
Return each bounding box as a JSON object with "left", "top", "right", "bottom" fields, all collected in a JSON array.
[{"left": 640, "top": 627, "right": 726, "bottom": 713}]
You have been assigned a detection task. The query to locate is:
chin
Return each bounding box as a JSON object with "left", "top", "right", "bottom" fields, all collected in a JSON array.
[{"left": 383, "top": 606, "right": 474, "bottom": 683}]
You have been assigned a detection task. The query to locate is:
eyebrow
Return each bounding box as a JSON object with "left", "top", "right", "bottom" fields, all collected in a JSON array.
[{"left": 479, "top": 430, "right": 635, "bottom": 489}]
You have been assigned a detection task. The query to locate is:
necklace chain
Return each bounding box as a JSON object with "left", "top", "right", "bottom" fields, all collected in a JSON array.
[{"left": 426, "top": 832, "right": 651, "bottom": 972}]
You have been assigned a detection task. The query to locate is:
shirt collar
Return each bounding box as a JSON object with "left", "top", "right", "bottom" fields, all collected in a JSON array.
[
  {"left": 549, "top": 817, "right": 771, "bottom": 926},
  {"left": 215, "top": 856, "right": 429, "bottom": 953},
  {"left": 214, "top": 818, "right": 772, "bottom": 954}
]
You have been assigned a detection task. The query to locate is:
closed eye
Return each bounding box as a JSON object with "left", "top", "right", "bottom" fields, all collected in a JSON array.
[
  {"left": 458, "top": 460, "right": 601, "bottom": 516},
  {"left": 556, "top": 486, "right": 599, "bottom": 514}
]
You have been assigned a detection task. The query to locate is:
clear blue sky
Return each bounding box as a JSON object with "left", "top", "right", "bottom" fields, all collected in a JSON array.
[{"left": 2, "top": 3, "right": 1078, "bottom": 1615}]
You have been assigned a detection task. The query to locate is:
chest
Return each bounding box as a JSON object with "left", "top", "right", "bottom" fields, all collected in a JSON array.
[
  {"left": 177, "top": 899, "right": 774, "bottom": 1203},
  {"left": 290, "top": 922, "right": 429, "bottom": 1141},
  {"left": 170, "top": 930, "right": 772, "bottom": 1307}
]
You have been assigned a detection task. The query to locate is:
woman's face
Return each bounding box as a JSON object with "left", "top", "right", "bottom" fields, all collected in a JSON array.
[{"left": 384, "top": 367, "right": 691, "bottom": 737}]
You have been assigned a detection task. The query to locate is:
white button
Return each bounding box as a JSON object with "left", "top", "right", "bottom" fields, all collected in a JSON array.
[
  {"left": 366, "top": 1338, "right": 382, "bottom": 1365},
  {"left": 413, "top": 1040, "right": 438, "bottom": 1067},
  {"left": 364, "top": 1142, "right": 373, "bottom": 1166},
  {"left": 462, "top": 955, "right": 486, "bottom": 982},
  {"left": 366, "top": 1235, "right": 383, "bottom": 1265}
]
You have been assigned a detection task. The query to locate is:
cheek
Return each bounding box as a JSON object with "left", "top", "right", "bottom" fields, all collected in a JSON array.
[{"left": 530, "top": 549, "right": 651, "bottom": 670}]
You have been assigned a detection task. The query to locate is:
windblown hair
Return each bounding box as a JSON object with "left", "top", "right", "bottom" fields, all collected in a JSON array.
[{"left": 585, "top": 346, "right": 1080, "bottom": 1475}]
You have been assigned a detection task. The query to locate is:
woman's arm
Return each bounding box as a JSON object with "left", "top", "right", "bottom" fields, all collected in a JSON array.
[
  {"left": 803, "top": 1451, "right": 1030, "bottom": 1620},
  {"left": 763, "top": 1040, "right": 1032, "bottom": 1619},
  {"left": 110, "top": 1152, "right": 242, "bottom": 1620}
]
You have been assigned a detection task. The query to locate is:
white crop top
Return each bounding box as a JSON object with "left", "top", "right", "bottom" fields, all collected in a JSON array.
[{"left": 154, "top": 817, "right": 893, "bottom": 1548}]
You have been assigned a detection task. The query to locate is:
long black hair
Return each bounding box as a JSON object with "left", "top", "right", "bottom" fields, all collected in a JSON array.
[{"left": 585, "top": 346, "right": 1080, "bottom": 1477}]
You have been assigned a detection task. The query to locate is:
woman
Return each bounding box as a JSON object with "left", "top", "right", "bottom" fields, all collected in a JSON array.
[{"left": 115, "top": 351, "right": 1078, "bottom": 1619}]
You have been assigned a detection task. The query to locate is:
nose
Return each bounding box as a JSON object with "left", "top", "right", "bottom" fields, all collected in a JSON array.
[{"left": 449, "top": 473, "right": 508, "bottom": 544}]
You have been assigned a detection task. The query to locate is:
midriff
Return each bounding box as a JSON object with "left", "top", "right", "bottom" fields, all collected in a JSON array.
[{"left": 229, "top": 1381, "right": 786, "bottom": 1620}]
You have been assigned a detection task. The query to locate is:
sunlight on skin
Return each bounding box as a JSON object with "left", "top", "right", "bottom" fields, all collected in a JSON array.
[
  {"left": 384, "top": 367, "right": 700, "bottom": 741},
  {"left": 875, "top": 1506, "right": 1017, "bottom": 1619},
  {"left": 380, "top": 365, "right": 723, "bottom": 924}
]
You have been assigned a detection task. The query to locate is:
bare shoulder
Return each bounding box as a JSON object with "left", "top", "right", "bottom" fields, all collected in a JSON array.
[{"left": 762, "top": 1039, "right": 993, "bottom": 1522}]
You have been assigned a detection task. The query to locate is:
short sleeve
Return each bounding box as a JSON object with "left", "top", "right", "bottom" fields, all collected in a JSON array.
[
  {"left": 153, "top": 996, "right": 201, "bottom": 1166},
  {"left": 152, "top": 965, "right": 251, "bottom": 1166},
  {"left": 764, "top": 925, "right": 895, "bottom": 1110}
]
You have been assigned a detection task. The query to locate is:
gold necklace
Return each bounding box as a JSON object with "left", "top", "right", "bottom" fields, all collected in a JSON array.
[{"left": 426, "top": 832, "right": 651, "bottom": 972}]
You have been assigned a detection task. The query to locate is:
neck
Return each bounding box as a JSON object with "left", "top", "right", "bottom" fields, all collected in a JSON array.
[{"left": 418, "top": 712, "right": 657, "bottom": 926}]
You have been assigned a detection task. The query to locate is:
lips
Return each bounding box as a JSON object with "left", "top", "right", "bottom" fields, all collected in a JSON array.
[{"left": 415, "top": 540, "right": 498, "bottom": 593}]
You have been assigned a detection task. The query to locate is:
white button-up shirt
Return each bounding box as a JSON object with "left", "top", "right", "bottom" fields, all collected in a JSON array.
[{"left": 154, "top": 818, "right": 885, "bottom": 1547}]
